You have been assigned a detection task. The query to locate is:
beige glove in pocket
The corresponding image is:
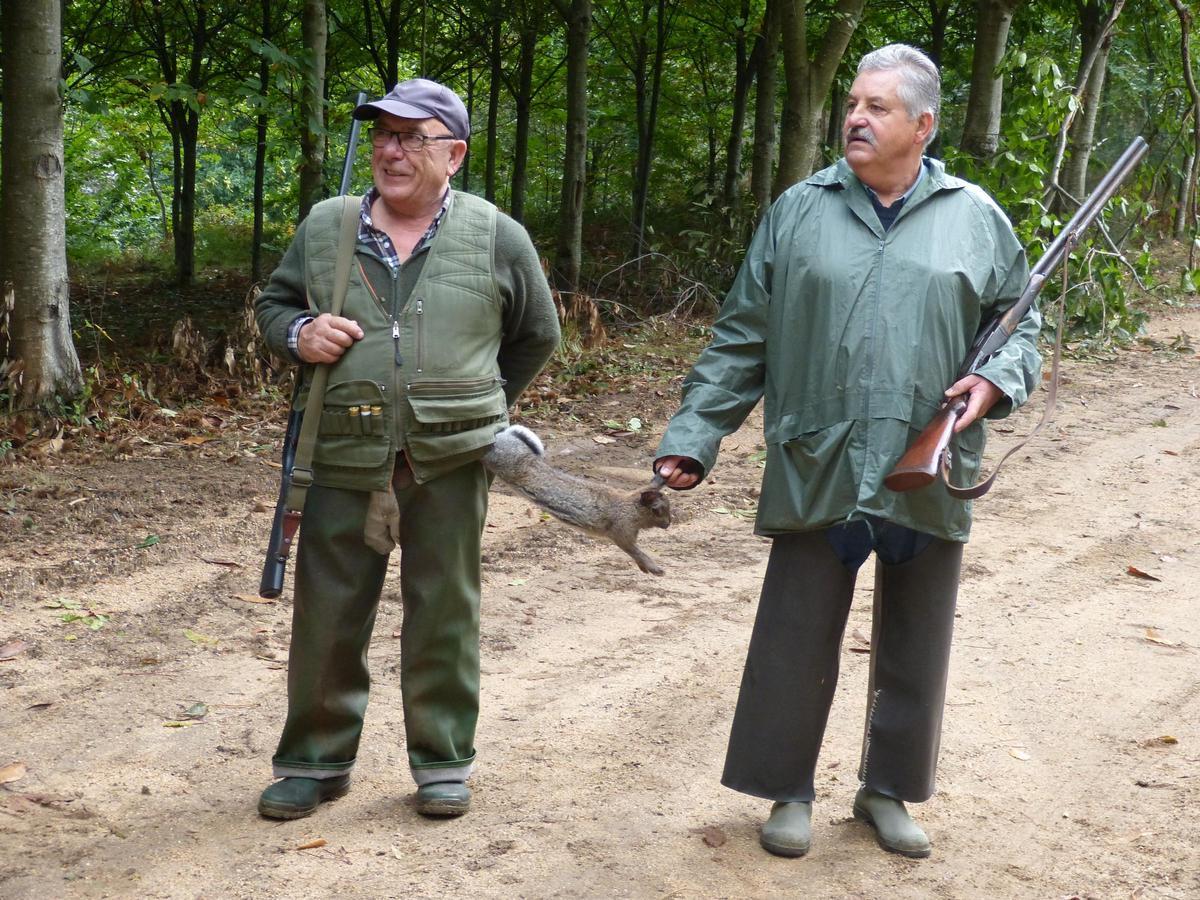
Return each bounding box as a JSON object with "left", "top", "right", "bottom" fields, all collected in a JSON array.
[{"left": 364, "top": 488, "right": 401, "bottom": 555}]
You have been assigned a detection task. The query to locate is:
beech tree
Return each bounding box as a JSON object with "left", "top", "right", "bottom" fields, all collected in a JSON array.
[
  {"left": 772, "top": 0, "right": 866, "bottom": 197},
  {"left": 1, "top": 0, "right": 83, "bottom": 407},
  {"left": 749, "top": 0, "right": 782, "bottom": 218},
  {"left": 961, "top": 0, "right": 1022, "bottom": 160},
  {"left": 1061, "top": 1, "right": 1116, "bottom": 199},
  {"left": 551, "top": 0, "right": 591, "bottom": 294},
  {"left": 298, "top": 0, "right": 328, "bottom": 221}
]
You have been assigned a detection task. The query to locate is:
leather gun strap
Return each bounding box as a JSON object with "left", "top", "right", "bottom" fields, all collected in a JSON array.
[
  {"left": 286, "top": 197, "right": 361, "bottom": 514},
  {"left": 942, "top": 233, "right": 1074, "bottom": 500}
]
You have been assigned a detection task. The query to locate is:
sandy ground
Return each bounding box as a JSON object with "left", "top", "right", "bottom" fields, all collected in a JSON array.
[{"left": 1, "top": 305, "right": 1198, "bottom": 900}]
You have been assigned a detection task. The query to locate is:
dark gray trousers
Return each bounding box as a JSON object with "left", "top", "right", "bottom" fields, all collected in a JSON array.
[{"left": 721, "top": 527, "right": 963, "bottom": 804}]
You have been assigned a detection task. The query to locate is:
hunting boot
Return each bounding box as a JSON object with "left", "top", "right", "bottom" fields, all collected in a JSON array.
[
  {"left": 852, "top": 786, "right": 931, "bottom": 858},
  {"left": 759, "top": 801, "right": 812, "bottom": 857},
  {"left": 258, "top": 775, "right": 351, "bottom": 820},
  {"left": 414, "top": 781, "right": 471, "bottom": 817}
]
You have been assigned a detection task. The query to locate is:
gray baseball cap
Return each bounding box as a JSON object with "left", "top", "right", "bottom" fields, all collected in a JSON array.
[{"left": 352, "top": 78, "right": 470, "bottom": 140}]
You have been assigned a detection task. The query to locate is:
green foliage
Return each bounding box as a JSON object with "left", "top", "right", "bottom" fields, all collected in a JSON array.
[
  {"left": 944, "top": 44, "right": 1153, "bottom": 343},
  {"left": 44, "top": 0, "right": 1186, "bottom": 345}
]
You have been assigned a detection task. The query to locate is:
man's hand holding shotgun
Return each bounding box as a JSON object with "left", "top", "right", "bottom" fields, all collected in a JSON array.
[{"left": 884, "top": 136, "right": 1150, "bottom": 499}]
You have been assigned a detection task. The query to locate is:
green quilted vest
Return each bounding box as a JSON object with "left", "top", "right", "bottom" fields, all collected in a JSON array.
[{"left": 299, "top": 191, "right": 508, "bottom": 489}]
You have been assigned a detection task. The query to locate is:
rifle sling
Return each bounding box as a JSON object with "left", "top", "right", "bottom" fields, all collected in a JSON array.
[
  {"left": 284, "top": 197, "right": 362, "bottom": 521},
  {"left": 940, "top": 233, "right": 1074, "bottom": 500}
]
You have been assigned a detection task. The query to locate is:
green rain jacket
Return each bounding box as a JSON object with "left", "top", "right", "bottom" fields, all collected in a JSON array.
[{"left": 656, "top": 157, "right": 1042, "bottom": 542}]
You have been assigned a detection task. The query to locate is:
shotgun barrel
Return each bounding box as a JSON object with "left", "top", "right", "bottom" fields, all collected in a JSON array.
[
  {"left": 883, "top": 136, "right": 1149, "bottom": 496},
  {"left": 259, "top": 91, "right": 368, "bottom": 599}
]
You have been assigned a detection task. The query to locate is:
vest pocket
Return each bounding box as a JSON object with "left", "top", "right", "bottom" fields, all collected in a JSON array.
[
  {"left": 404, "top": 380, "right": 507, "bottom": 461},
  {"left": 311, "top": 379, "right": 391, "bottom": 468}
]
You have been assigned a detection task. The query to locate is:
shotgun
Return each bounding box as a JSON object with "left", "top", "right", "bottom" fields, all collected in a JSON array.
[
  {"left": 883, "top": 136, "right": 1150, "bottom": 496},
  {"left": 259, "top": 91, "right": 368, "bottom": 599}
]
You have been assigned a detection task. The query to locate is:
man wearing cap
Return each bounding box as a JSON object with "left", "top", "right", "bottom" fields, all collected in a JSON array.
[{"left": 254, "top": 79, "right": 560, "bottom": 820}]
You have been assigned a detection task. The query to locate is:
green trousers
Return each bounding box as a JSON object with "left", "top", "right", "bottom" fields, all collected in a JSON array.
[{"left": 271, "top": 459, "right": 489, "bottom": 785}]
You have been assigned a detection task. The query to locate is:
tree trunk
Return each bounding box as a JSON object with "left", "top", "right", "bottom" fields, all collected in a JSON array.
[
  {"left": 630, "top": 0, "right": 672, "bottom": 258},
  {"left": 1062, "top": 2, "right": 1114, "bottom": 202},
  {"left": 485, "top": 7, "right": 502, "bottom": 203},
  {"left": 750, "top": 0, "right": 782, "bottom": 219},
  {"left": 961, "top": 0, "right": 1021, "bottom": 160},
  {"left": 177, "top": 103, "right": 199, "bottom": 287},
  {"left": 460, "top": 63, "right": 475, "bottom": 193},
  {"left": 509, "top": 26, "right": 537, "bottom": 222},
  {"left": 772, "top": 0, "right": 866, "bottom": 197},
  {"left": 721, "top": 0, "right": 753, "bottom": 209},
  {"left": 1044, "top": 0, "right": 1124, "bottom": 205},
  {"left": 298, "top": 0, "right": 327, "bottom": 223},
  {"left": 553, "top": 0, "right": 591, "bottom": 294},
  {"left": 1178, "top": 148, "right": 1196, "bottom": 238},
  {"left": 252, "top": 0, "right": 273, "bottom": 284},
  {"left": 1, "top": 0, "right": 82, "bottom": 407},
  {"left": 924, "top": 0, "right": 953, "bottom": 157},
  {"left": 1169, "top": 0, "right": 1199, "bottom": 243}
]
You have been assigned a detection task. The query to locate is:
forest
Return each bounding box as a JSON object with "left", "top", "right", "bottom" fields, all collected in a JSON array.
[
  {"left": 2, "top": 4, "right": 1199, "bottom": 895},
  {"left": 0, "top": 0, "right": 1198, "bottom": 436}
]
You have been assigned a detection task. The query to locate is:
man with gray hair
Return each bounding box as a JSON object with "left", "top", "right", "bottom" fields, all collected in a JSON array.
[{"left": 655, "top": 44, "right": 1040, "bottom": 858}]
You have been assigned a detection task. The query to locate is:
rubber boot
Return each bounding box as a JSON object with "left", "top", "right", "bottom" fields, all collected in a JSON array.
[
  {"left": 852, "top": 786, "right": 931, "bottom": 858},
  {"left": 759, "top": 801, "right": 812, "bottom": 857},
  {"left": 258, "top": 775, "right": 351, "bottom": 820}
]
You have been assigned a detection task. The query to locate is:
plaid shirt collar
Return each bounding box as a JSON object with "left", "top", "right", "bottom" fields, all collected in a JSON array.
[{"left": 358, "top": 187, "right": 452, "bottom": 270}]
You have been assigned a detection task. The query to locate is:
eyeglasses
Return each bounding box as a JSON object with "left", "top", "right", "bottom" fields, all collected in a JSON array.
[{"left": 369, "top": 127, "right": 458, "bottom": 152}]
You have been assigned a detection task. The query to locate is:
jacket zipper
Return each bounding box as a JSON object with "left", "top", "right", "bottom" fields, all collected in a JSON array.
[
  {"left": 406, "top": 375, "right": 502, "bottom": 394},
  {"left": 414, "top": 298, "right": 424, "bottom": 374}
]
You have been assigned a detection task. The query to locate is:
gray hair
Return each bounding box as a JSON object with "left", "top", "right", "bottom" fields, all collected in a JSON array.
[{"left": 857, "top": 44, "right": 940, "bottom": 146}]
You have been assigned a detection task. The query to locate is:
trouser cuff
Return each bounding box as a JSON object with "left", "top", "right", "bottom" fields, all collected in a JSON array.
[
  {"left": 272, "top": 760, "right": 355, "bottom": 780},
  {"left": 411, "top": 759, "right": 475, "bottom": 786}
]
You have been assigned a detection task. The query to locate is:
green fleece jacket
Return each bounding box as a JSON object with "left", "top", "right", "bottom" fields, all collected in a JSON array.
[{"left": 256, "top": 191, "right": 560, "bottom": 488}]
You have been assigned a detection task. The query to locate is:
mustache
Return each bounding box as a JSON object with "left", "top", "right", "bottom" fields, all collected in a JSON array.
[{"left": 847, "top": 126, "right": 877, "bottom": 146}]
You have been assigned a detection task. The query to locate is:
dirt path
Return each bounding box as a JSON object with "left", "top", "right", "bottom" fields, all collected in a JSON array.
[{"left": 2, "top": 307, "right": 1198, "bottom": 899}]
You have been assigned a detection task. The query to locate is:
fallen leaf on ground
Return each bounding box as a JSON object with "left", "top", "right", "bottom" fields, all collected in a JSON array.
[
  {"left": 296, "top": 838, "right": 327, "bottom": 851},
  {"left": 592, "top": 435, "right": 616, "bottom": 444},
  {"left": 700, "top": 825, "right": 727, "bottom": 848},
  {"left": 848, "top": 629, "right": 871, "bottom": 653},
  {"left": 232, "top": 593, "right": 274, "bottom": 604},
  {"left": 203, "top": 558, "right": 242, "bottom": 568},
  {"left": 183, "top": 629, "right": 218, "bottom": 645},
  {"left": 181, "top": 702, "right": 208, "bottom": 719},
  {"left": 1142, "top": 628, "right": 1182, "bottom": 648},
  {"left": 0, "top": 640, "right": 30, "bottom": 660},
  {"left": 1126, "top": 566, "right": 1161, "bottom": 581},
  {"left": 6, "top": 792, "right": 71, "bottom": 808},
  {"left": 162, "top": 721, "right": 200, "bottom": 728},
  {"left": 0, "top": 762, "right": 28, "bottom": 784},
  {"left": 1143, "top": 735, "right": 1178, "bottom": 746},
  {"left": 1008, "top": 748, "right": 1032, "bottom": 761},
  {"left": 180, "top": 435, "right": 212, "bottom": 445}
]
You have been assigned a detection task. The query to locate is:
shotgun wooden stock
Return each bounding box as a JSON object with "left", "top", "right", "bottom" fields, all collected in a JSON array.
[{"left": 883, "top": 397, "right": 967, "bottom": 492}]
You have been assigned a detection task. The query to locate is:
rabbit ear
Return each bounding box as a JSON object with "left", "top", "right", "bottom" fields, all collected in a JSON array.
[{"left": 639, "top": 489, "right": 662, "bottom": 506}]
